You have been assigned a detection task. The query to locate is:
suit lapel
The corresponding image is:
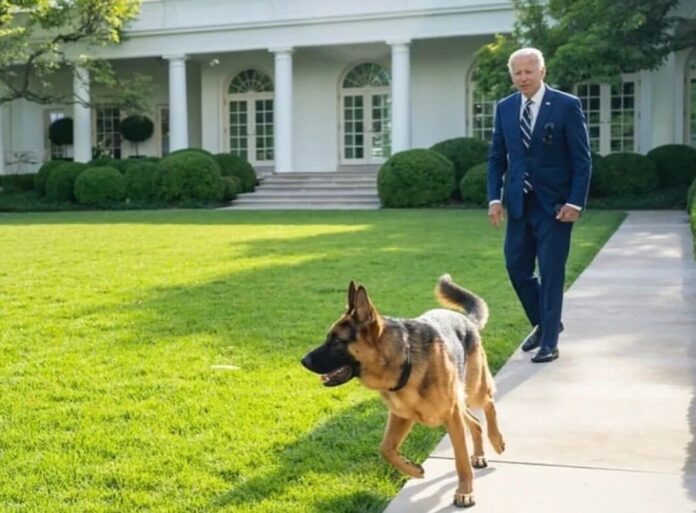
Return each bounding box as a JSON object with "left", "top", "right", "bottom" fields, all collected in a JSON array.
[
  {"left": 531, "top": 87, "right": 555, "bottom": 147},
  {"left": 510, "top": 93, "right": 523, "bottom": 149}
]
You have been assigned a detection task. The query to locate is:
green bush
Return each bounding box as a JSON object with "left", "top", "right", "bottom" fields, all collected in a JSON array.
[
  {"left": 48, "top": 117, "right": 73, "bottom": 146},
  {"left": 430, "top": 137, "right": 489, "bottom": 194},
  {"left": 588, "top": 151, "right": 604, "bottom": 198},
  {"left": 221, "top": 176, "right": 240, "bottom": 202},
  {"left": 688, "top": 178, "right": 696, "bottom": 212},
  {"left": 35, "top": 160, "right": 70, "bottom": 196},
  {"left": 88, "top": 157, "right": 120, "bottom": 168},
  {"left": 159, "top": 151, "right": 223, "bottom": 204},
  {"left": 167, "top": 148, "right": 213, "bottom": 158},
  {"left": 45, "top": 162, "right": 88, "bottom": 202},
  {"left": 459, "top": 163, "right": 487, "bottom": 206},
  {"left": 213, "top": 153, "right": 256, "bottom": 192},
  {"left": 120, "top": 115, "right": 154, "bottom": 144},
  {"left": 125, "top": 161, "right": 161, "bottom": 203},
  {"left": 592, "top": 152, "right": 658, "bottom": 196},
  {"left": 74, "top": 166, "right": 126, "bottom": 207},
  {"left": 1, "top": 173, "right": 37, "bottom": 192},
  {"left": 378, "top": 149, "right": 455, "bottom": 208},
  {"left": 646, "top": 144, "right": 696, "bottom": 188}
]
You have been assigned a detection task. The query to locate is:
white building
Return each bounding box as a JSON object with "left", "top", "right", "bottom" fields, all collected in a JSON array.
[{"left": 2, "top": 0, "right": 696, "bottom": 175}]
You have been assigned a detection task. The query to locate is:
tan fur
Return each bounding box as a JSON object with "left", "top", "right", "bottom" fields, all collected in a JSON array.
[{"left": 320, "top": 277, "right": 505, "bottom": 508}]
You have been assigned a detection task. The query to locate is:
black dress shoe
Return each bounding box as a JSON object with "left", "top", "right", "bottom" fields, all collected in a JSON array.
[
  {"left": 531, "top": 347, "right": 559, "bottom": 363},
  {"left": 521, "top": 326, "right": 541, "bottom": 352}
]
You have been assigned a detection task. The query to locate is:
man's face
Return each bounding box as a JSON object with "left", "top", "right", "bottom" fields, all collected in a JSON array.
[{"left": 510, "top": 55, "right": 545, "bottom": 98}]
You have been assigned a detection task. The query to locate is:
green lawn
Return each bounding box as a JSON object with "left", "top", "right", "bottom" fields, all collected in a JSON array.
[{"left": 0, "top": 209, "right": 624, "bottom": 513}]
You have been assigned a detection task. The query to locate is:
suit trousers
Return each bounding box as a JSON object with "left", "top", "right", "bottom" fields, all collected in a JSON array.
[{"left": 504, "top": 192, "right": 572, "bottom": 350}]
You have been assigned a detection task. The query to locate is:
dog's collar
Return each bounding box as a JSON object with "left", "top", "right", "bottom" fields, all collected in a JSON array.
[{"left": 389, "top": 346, "right": 412, "bottom": 392}]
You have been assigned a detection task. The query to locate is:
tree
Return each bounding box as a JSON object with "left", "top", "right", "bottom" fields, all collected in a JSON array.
[
  {"left": 0, "top": 0, "right": 142, "bottom": 105},
  {"left": 474, "top": 0, "right": 689, "bottom": 96}
]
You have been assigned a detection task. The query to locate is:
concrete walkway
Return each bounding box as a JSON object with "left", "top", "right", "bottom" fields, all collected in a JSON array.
[{"left": 384, "top": 211, "right": 696, "bottom": 513}]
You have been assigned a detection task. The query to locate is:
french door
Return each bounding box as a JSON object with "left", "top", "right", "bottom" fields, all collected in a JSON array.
[
  {"left": 575, "top": 77, "right": 638, "bottom": 155},
  {"left": 228, "top": 94, "right": 274, "bottom": 166},
  {"left": 340, "top": 89, "right": 391, "bottom": 165}
]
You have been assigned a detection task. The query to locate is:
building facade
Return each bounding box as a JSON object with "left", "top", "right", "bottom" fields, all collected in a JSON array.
[{"left": 1, "top": 0, "right": 695, "bottom": 175}]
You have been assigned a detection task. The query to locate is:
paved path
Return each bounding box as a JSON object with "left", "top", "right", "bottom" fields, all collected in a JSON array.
[{"left": 384, "top": 211, "right": 696, "bottom": 513}]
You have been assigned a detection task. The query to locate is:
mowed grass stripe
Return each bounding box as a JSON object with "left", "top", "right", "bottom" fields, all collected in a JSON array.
[{"left": 0, "top": 209, "right": 624, "bottom": 512}]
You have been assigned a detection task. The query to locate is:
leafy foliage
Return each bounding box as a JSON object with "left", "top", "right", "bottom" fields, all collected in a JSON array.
[
  {"left": 474, "top": 0, "right": 684, "bottom": 95},
  {"left": 45, "top": 162, "right": 88, "bottom": 202},
  {"left": 48, "top": 117, "right": 74, "bottom": 146},
  {"left": 430, "top": 137, "right": 490, "bottom": 197},
  {"left": 646, "top": 144, "right": 696, "bottom": 188},
  {"left": 213, "top": 153, "right": 257, "bottom": 193},
  {"left": 592, "top": 152, "right": 658, "bottom": 196},
  {"left": 459, "top": 163, "right": 488, "bottom": 206},
  {"left": 159, "top": 151, "right": 224, "bottom": 204},
  {"left": 0, "top": 0, "right": 141, "bottom": 104}
]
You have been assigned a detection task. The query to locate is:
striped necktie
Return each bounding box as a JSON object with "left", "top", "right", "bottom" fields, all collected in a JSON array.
[{"left": 520, "top": 99, "right": 533, "bottom": 193}]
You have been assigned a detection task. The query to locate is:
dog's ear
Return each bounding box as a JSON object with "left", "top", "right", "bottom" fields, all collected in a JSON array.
[
  {"left": 353, "top": 285, "right": 376, "bottom": 323},
  {"left": 347, "top": 280, "right": 357, "bottom": 311}
]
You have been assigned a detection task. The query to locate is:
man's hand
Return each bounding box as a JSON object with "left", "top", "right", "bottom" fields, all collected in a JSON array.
[
  {"left": 488, "top": 202, "right": 505, "bottom": 228},
  {"left": 556, "top": 204, "right": 581, "bottom": 223}
]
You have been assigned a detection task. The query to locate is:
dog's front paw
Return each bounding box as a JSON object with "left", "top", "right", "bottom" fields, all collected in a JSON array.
[
  {"left": 471, "top": 455, "right": 487, "bottom": 469},
  {"left": 405, "top": 461, "right": 425, "bottom": 478},
  {"left": 453, "top": 492, "right": 475, "bottom": 508},
  {"left": 490, "top": 433, "right": 505, "bottom": 454}
]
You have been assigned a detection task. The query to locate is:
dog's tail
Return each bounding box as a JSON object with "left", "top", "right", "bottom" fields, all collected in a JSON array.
[{"left": 435, "top": 274, "right": 489, "bottom": 330}]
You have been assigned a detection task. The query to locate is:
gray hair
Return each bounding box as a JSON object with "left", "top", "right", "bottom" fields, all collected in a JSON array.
[{"left": 507, "top": 47, "right": 545, "bottom": 73}]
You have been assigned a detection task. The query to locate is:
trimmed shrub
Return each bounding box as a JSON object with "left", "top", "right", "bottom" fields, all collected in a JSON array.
[
  {"left": 221, "top": 176, "right": 240, "bottom": 202},
  {"left": 213, "top": 153, "right": 256, "bottom": 192},
  {"left": 592, "top": 152, "right": 658, "bottom": 196},
  {"left": 120, "top": 115, "right": 154, "bottom": 144},
  {"left": 88, "top": 157, "right": 120, "bottom": 168},
  {"left": 588, "top": 151, "right": 604, "bottom": 198},
  {"left": 45, "top": 162, "right": 88, "bottom": 202},
  {"left": 378, "top": 149, "right": 455, "bottom": 208},
  {"left": 48, "top": 117, "right": 73, "bottom": 146},
  {"left": 35, "top": 160, "right": 70, "bottom": 196},
  {"left": 158, "top": 151, "right": 223, "bottom": 203},
  {"left": 167, "top": 148, "right": 214, "bottom": 158},
  {"left": 459, "top": 163, "right": 487, "bottom": 206},
  {"left": 646, "top": 144, "right": 696, "bottom": 188},
  {"left": 74, "top": 166, "right": 126, "bottom": 207},
  {"left": 430, "top": 137, "right": 489, "bottom": 192},
  {"left": 1, "top": 173, "right": 37, "bottom": 192},
  {"left": 124, "top": 161, "right": 161, "bottom": 203}
]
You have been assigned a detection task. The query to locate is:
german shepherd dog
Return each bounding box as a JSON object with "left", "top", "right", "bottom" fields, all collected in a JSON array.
[{"left": 301, "top": 275, "right": 505, "bottom": 508}]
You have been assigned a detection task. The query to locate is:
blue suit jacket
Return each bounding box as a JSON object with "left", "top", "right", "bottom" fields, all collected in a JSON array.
[{"left": 486, "top": 86, "right": 592, "bottom": 219}]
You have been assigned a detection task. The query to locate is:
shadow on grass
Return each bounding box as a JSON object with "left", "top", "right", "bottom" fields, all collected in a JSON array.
[{"left": 209, "top": 398, "right": 394, "bottom": 512}]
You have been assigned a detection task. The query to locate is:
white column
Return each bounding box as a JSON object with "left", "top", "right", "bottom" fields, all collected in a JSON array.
[
  {"left": 166, "top": 55, "right": 189, "bottom": 151},
  {"left": 389, "top": 40, "right": 411, "bottom": 154},
  {"left": 639, "top": 70, "right": 653, "bottom": 154},
  {"left": 271, "top": 47, "right": 293, "bottom": 173},
  {"left": 73, "top": 66, "right": 92, "bottom": 163}
]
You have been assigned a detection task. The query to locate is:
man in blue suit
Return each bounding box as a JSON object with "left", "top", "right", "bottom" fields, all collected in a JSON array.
[{"left": 487, "top": 47, "right": 591, "bottom": 363}]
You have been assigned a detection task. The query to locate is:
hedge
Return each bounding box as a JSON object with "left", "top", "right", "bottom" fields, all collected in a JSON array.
[{"left": 74, "top": 166, "right": 126, "bottom": 207}]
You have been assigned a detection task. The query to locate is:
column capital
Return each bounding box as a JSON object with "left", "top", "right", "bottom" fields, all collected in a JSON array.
[
  {"left": 269, "top": 46, "right": 294, "bottom": 55},
  {"left": 387, "top": 39, "right": 411, "bottom": 48},
  {"left": 163, "top": 54, "right": 188, "bottom": 62}
]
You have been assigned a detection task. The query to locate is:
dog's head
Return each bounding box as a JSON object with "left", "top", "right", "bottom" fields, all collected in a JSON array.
[{"left": 301, "top": 281, "right": 382, "bottom": 387}]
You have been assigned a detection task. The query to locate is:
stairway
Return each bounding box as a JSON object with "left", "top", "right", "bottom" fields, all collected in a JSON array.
[{"left": 221, "top": 169, "right": 381, "bottom": 209}]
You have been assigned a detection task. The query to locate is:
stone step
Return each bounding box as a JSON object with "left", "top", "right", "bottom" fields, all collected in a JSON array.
[{"left": 241, "top": 191, "right": 378, "bottom": 199}]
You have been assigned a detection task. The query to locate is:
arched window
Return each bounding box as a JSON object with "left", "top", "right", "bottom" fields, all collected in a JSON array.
[
  {"left": 228, "top": 69, "right": 274, "bottom": 94},
  {"left": 343, "top": 63, "right": 391, "bottom": 89}
]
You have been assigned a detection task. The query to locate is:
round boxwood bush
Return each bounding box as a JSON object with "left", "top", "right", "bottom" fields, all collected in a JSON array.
[
  {"left": 167, "top": 148, "right": 214, "bottom": 158},
  {"left": 158, "top": 150, "right": 223, "bottom": 203},
  {"left": 45, "top": 162, "right": 88, "bottom": 202},
  {"left": 1, "top": 173, "right": 37, "bottom": 192},
  {"left": 221, "top": 176, "right": 241, "bottom": 201},
  {"left": 213, "top": 153, "right": 256, "bottom": 192},
  {"left": 593, "top": 152, "right": 658, "bottom": 196},
  {"left": 588, "top": 151, "right": 605, "bottom": 197},
  {"left": 48, "top": 117, "right": 73, "bottom": 146},
  {"left": 378, "top": 149, "right": 455, "bottom": 208},
  {"left": 124, "top": 161, "right": 161, "bottom": 203},
  {"left": 459, "top": 163, "right": 487, "bottom": 206},
  {"left": 646, "top": 144, "right": 696, "bottom": 188},
  {"left": 121, "top": 115, "right": 154, "bottom": 143},
  {"left": 74, "top": 166, "right": 126, "bottom": 207},
  {"left": 35, "top": 160, "right": 70, "bottom": 196},
  {"left": 430, "top": 137, "right": 489, "bottom": 192}
]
